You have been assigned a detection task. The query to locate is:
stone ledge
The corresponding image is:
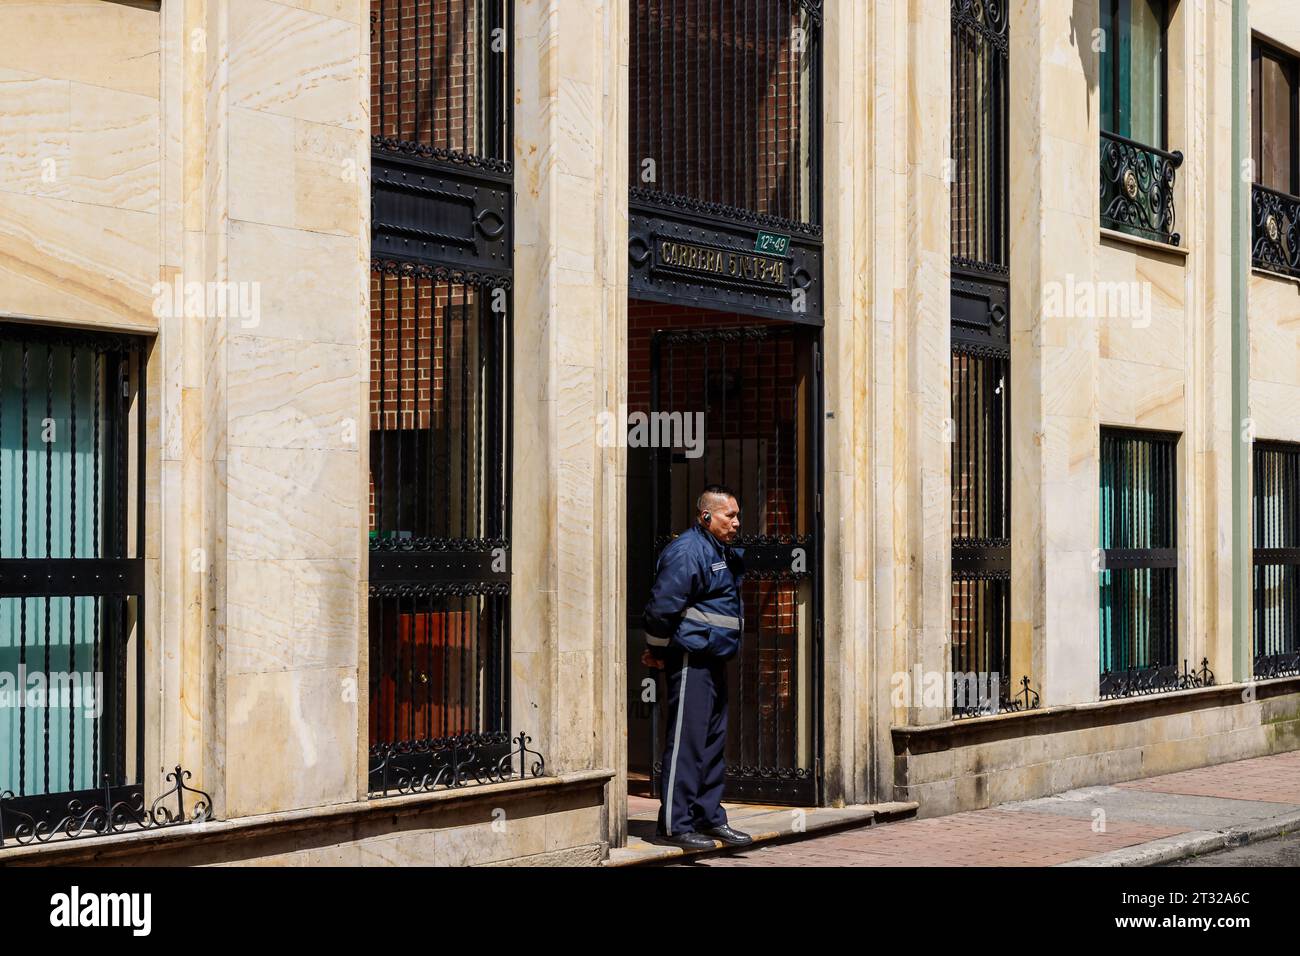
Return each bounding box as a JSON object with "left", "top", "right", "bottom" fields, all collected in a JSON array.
[
  {"left": 0, "top": 769, "right": 615, "bottom": 866},
  {"left": 478, "top": 842, "right": 609, "bottom": 867},
  {"left": 891, "top": 677, "right": 1300, "bottom": 756},
  {"left": 1100, "top": 226, "right": 1191, "bottom": 258},
  {"left": 1251, "top": 264, "right": 1300, "bottom": 287}
]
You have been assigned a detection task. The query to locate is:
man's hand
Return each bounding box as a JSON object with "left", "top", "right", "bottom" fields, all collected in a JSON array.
[{"left": 641, "top": 649, "right": 665, "bottom": 670}]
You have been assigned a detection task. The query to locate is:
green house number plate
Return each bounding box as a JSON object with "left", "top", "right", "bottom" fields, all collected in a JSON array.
[{"left": 754, "top": 232, "right": 790, "bottom": 256}]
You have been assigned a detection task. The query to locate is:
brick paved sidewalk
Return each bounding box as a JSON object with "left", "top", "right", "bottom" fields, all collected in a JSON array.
[{"left": 667, "top": 750, "right": 1300, "bottom": 867}]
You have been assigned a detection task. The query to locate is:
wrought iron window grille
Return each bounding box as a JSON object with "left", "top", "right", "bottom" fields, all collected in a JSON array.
[
  {"left": 0, "top": 766, "right": 211, "bottom": 848},
  {"left": 0, "top": 323, "right": 151, "bottom": 846},
  {"left": 368, "top": 1, "right": 517, "bottom": 799},
  {"left": 1100, "top": 658, "right": 1214, "bottom": 702},
  {"left": 369, "top": 730, "right": 543, "bottom": 797},
  {"left": 950, "top": 1, "right": 1024, "bottom": 719},
  {"left": 1253, "top": 441, "right": 1300, "bottom": 679},
  {"left": 952, "top": 674, "right": 1041, "bottom": 720},
  {"left": 1099, "top": 429, "right": 1182, "bottom": 700}
]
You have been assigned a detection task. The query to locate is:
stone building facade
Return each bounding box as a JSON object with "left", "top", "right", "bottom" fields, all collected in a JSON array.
[{"left": 0, "top": 0, "right": 1296, "bottom": 866}]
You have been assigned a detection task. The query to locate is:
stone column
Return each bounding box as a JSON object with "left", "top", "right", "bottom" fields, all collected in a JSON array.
[
  {"left": 820, "top": 0, "right": 874, "bottom": 805},
  {"left": 892, "top": 0, "right": 952, "bottom": 728},
  {"left": 1009, "top": 0, "right": 1100, "bottom": 706},
  {"left": 168, "top": 0, "right": 370, "bottom": 817},
  {"left": 512, "top": 0, "right": 627, "bottom": 802}
]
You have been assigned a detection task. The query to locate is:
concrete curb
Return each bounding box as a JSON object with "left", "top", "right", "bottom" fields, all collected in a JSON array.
[{"left": 1059, "top": 808, "right": 1300, "bottom": 867}]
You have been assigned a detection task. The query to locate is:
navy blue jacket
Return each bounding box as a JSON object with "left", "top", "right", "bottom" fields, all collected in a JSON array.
[{"left": 643, "top": 523, "right": 745, "bottom": 660}]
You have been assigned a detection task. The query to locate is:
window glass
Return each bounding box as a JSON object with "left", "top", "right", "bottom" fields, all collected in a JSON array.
[
  {"left": 1101, "top": 0, "right": 1167, "bottom": 146},
  {"left": 1260, "top": 50, "right": 1297, "bottom": 193},
  {"left": 0, "top": 339, "right": 114, "bottom": 797}
]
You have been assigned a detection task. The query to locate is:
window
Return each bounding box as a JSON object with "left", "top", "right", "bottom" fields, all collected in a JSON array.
[
  {"left": 950, "top": 3, "right": 1026, "bottom": 717},
  {"left": 0, "top": 325, "right": 144, "bottom": 833},
  {"left": 368, "top": 0, "right": 519, "bottom": 797},
  {"left": 1100, "top": 0, "right": 1168, "bottom": 147},
  {"left": 1252, "top": 39, "right": 1299, "bottom": 197},
  {"left": 1253, "top": 442, "right": 1300, "bottom": 679},
  {"left": 1099, "top": 428, "right": 1180, "bottom": 698},
  {"left": 1250, "top": 38, "right": 1300, "bottom": 278}
]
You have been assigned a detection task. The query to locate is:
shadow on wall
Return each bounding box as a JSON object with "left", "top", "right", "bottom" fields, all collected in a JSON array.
[{"left": 1069, "top": 0, "right": 1102, "bottom": 103}]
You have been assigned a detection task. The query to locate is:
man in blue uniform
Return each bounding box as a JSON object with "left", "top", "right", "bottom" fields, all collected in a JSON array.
[{"left": 641, "top": 484, "right": 753, "bottom": 850}]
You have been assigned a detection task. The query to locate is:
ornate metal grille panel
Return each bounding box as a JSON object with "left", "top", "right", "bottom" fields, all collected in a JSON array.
[
  {"left": 371, "top": 0, "right": 513, "bottom": 275},
  {"left": 951, "top": 0, "right": 1008, "bottom": 275},
  {"left": 645, "top": 324, "right": 821, "bottom": 806},
  {"left": 1253, "top": 441, "right": 1300, "bottom": 679},
  {"left": 1251, "top": 184, "right": 1300, "bottom": 280},
  {"left": 950, "top": 345, "right": 1013, "bottom": 716},
  {"left": 0, "top": 324, "right": 146, "bottom": 840},
  {"left": 628, "top": 0, "right": 824, "bottom": 323},
  {"left": 1100, "top": 131, "right": 1183, "bottom": 246},
  {"left": 368, "top": 0, "right": 519, "bottom": 796}
]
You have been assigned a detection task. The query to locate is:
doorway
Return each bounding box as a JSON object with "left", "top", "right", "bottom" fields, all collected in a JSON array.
[{"left": 625, "top": 303, "right": 822, "bottom": 807}]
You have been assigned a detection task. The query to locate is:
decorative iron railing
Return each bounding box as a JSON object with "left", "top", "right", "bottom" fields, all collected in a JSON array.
[
  {"left": 1100, "top": 130, "right": 1183, "bottom": 245},
  {"left": 1253, "top": 441, "right": 1300, "bottom": 680},
  {"left": 0, "top": 766, "right": 212, "bottom": 847},
  {"left": 369, "top": 730, "right": 543, "bottom": 796},
  {"left": 1251, "top": 183, "right": 1300, "bottom": 279},
  {"left": 951, "top": 0, "right": 1009, "bottom": 275},
  {"left": 1100, "top": 658, "right": 1214, "bottom": 701}
]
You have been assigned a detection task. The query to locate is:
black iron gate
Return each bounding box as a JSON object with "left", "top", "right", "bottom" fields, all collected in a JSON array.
[
  {"left": 641, "top": 324, "right": 822, "bottom": 806},
  {"left": 368, "top": 0, "right": 527, "bottom": 795}
]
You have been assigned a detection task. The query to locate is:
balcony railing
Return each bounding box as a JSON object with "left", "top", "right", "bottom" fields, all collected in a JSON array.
[
  {"left": 1100, "top": 130, "right": 1183, "bottom": 246},
  {"left": 1251, "top": 183, "right": 1300, "bottom": 280}
]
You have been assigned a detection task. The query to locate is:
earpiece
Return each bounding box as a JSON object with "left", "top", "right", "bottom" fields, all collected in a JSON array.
[{"left": 702, "top": 512, "right": 712, "bottom": 525}]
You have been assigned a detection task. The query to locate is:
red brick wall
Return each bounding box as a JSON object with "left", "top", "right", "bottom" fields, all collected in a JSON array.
[
  {"left": 372, "top": 0, "right": 486, "bottom": 154},
  {"left": 369, "top": 273, "right": 482, "bottom": 533}
]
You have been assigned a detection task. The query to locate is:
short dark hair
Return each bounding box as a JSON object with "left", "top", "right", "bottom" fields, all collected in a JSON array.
[{"left": 697, "top": 484, "right": 738, "bottom": 513}]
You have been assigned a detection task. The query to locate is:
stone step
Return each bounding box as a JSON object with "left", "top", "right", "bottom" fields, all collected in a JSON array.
[{"left": 604, "top": 800, "right": 918, "bottom": 866}]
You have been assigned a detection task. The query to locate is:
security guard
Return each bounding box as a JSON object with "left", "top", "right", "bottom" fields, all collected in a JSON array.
[{"left": 641, "top": 484, "right": 753, "bottom": 850}]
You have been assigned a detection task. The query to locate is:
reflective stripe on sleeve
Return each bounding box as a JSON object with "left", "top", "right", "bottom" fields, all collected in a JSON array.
[{"left": 683, "top": 606, "right": 741, "bottom": 629}]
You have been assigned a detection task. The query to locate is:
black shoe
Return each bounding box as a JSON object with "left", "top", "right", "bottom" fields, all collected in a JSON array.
[
  {"left": 658, "top": 831, "right": 717, "bottom": 850},
  {"left": 703, "top": 824, "right": 752, "bottom": 847}
]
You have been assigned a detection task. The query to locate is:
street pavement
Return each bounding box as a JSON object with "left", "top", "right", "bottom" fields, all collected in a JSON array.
[
  {"left": 662, "top": 750, "right": 1300, "bottom": 866},
  {"left": 1165, "top": 829, "right": 1300, "bottom": 866}
]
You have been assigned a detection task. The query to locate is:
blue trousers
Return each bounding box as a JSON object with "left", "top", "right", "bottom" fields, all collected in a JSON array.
[{"left": 658, "top": 649, "right": 730, "bottom": 836}]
